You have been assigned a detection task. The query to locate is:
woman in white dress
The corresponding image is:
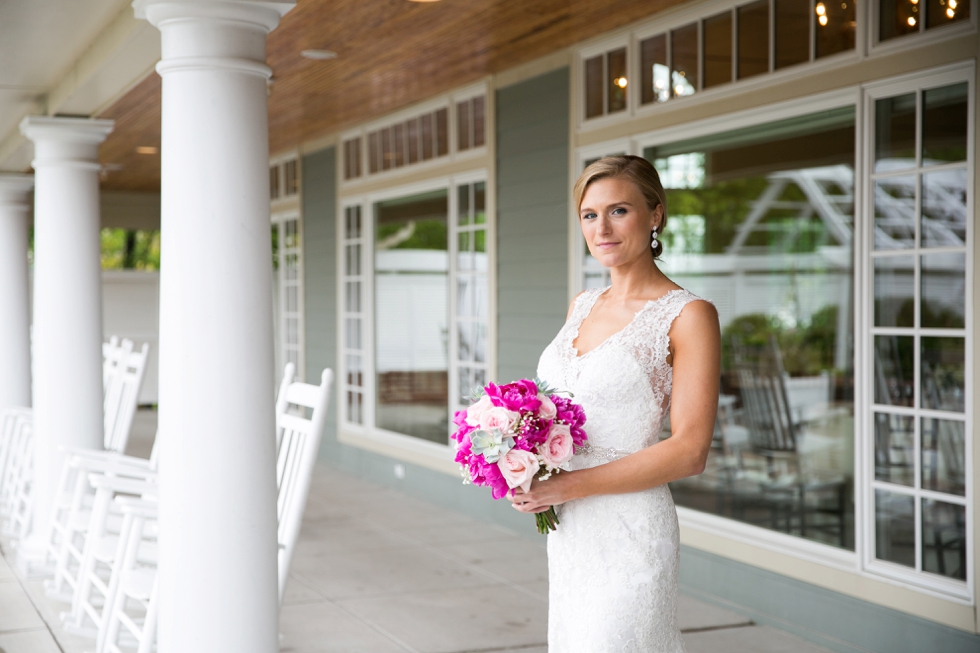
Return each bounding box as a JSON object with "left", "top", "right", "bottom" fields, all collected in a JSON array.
[{"left": 509, "top": 156, "right": 721, "bottom": 652}]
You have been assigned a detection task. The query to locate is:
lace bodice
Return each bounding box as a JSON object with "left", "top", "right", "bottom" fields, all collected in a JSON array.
[{"left": 536, "top": 286, "right": 702, "bottom": 653}]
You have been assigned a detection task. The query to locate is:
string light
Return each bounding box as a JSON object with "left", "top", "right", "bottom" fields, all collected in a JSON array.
[
  {"left": 819, "top": 14, "right": 829, "bottom": 25},
  {"left": 614, "top": 77, "right": 628, "bottom": 89},
  {"left": 946, "top": 6, "right": 955, "bottom": 15},
  {"left": 815, "top": 2, "right": 826, "bottom": 14},
  {"left": 907, "top": 15, "right": 917, "bottom": 25}
]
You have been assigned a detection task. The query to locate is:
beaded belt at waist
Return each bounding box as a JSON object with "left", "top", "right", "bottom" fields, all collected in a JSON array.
[{"left": 577, "top": 443, "right": 634, "bottom": 463}]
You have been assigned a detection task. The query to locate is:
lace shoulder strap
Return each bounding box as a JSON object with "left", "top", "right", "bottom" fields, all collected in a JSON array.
[
  {"left": 629, "top": 288, "right": 707, "bottom": 388},
  {"left": 566, "top": 287, "right": 605, "bottom": 329}
]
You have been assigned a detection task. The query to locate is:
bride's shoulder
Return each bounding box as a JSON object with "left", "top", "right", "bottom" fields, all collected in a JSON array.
[
  {"left": 666, "top": 291, "right": 719, "bottom": 343},
  {"left": 565, "top": 288, "right": 601, "bottom": 320}
]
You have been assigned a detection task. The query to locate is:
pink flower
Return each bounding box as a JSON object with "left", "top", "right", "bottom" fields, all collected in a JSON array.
[
  {"left": 487, "top": 380, "right": 541, "bottom": 413},
  {"left": 540, "top": 423, "right": 574, "bottom": 467},
  {"left": 480, "top": 406, "right": 519, "bottom": 433},
  {"left": 497, "top": 449, "right": 540, "bottom": 493},
  {"left": 464, "top": 395, "right": 495, "bottom": 427},
  {"left": 537, "top": 393, "right": 556, "bottom": 421}
]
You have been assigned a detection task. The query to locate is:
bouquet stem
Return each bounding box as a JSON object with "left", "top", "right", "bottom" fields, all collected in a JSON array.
[{"left": 535, "top": 506, "right": 560, "bottom": 534}]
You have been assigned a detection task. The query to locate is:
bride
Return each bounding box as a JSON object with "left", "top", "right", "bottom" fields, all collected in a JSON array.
[{"left": 509, "top": 155, "right": 721, "bottom": 652}]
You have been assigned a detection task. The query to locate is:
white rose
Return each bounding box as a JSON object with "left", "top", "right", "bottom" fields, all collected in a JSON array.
[
  {"left": 480, "top": 406, "right": 519, "bottom": 433},
  {"left": 497, "top": 449, "right": 540, "bottom": 493},
  {"left": 537, "top": 393, "right": 557, "bottom": 420},
  {"left": 465, "top": 395, "right": 495, "bottom": 427}
]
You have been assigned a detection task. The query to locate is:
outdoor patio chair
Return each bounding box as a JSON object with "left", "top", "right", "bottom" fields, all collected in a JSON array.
[{"left": 92, "top": 364, "right": 333, "bottom": 651}]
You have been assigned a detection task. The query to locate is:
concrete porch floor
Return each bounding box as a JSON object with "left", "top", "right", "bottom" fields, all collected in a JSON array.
[{"left": 0, "top": 409, "right": 836, "bottom": 653}]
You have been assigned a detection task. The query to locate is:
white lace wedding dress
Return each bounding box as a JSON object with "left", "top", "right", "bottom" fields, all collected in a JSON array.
[{"left": 536, "top": 286, "right": 702, "bottom": 653}]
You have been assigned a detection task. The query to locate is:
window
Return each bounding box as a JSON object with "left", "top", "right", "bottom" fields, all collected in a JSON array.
[
  {"left": 344, "top": 137, "right": 362, "bottom": 180},
  {"left": 879, "top": 0, "right": 971, "bottom": 42},
  {"left": 347, "top": 95, "right": 484, "bottom": 180},
  {"left": 584, "top": 45, "right": 629, "bottom": 119},
  {"left": 456, "top": 96, "right": 486, "bottom": 152},
  {"left": 638, "top": 109, "right": 857, "bottom": 551},
  {"left": 270, "top": 158, "right": 299, "bottom": 200},
  {"left": 340, "top": 177, "right": 491, "bottom": 445},
  {"left": 866, "top": 74, "right": 971, "bottom": 591},
  {"left": 272, "top": 215, "right": 304, "bottom": 380}
]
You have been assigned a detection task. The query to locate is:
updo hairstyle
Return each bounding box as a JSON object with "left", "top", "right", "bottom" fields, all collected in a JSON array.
[{"left": 572, "top": 155, "right": 668, "bottom": 259}]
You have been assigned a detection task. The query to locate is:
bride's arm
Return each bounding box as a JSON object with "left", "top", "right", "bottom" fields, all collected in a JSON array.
[{"left": 509, "top": 299, "right": 720, "bottom": 514}]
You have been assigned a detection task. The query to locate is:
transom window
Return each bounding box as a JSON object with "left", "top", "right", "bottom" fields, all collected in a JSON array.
[
  {"left": 878, "top": 0, "right": 972, "bottom": 42},
  {"left": 340, "top": 176, "right": 491, "bottom": 445}
]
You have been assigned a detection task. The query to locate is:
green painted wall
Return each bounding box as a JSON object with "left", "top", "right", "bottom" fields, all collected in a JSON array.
[
  {"left": 495, "top": 67, "right": 570, "bottom": 382},
  {"left": 680, "top": 546, "right": 980, "bottom": 653}
]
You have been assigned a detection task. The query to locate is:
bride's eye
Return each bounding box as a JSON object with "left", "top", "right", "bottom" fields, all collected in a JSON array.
[
  {"left": 582, "top": 212, "right": 597, "bottom": 220},
  {"left": 612, "top": 207, "right": 627, "bottom": 215}
]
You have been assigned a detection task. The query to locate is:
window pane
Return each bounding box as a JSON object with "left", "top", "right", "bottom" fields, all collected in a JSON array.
[
  {"left": 374, "top": 189, "right": 449, "bottom": 443},
  {"left": 585, "top": 55, "right": 604, "bottom": 118},
  {"left": 922, "top": 83, "right": 968, "bottom": 164},
  {"left": 270, "top": 166, "right": 280, "bottom": 199},
  {"left": 703, "top": 12, "right": 733, "bottom": 88},
  {"left": 472, "top": 96, "right": 486, "bottom": 147},
  {"left": 880, "top": 0, "right": 921, "bottom": 40},
  {"left": 458, "top": 184, "right": 471, "bottom": 225},
  {"left": 435, "top": 108, "right": 449, "bottom": 156},
  {"left": 875, "top": 413, "right": 915, "bottom": 486},
  {"left": 474, "top": 182, "right": 486, "bottom": 223},
  {"left": 922, "top": 500, "right": 966, "bottom": 580},
  {"left": 921, "top": 418, "right": 966, "bottom": 496},
  {"left": 874, "top": 94, "right": 916, "bottom": 172},
  {"left": 874, "top": 336, "right": 914, "bottom": 407},
  {"left": 457, "top": 99, "right": 471, "bottom": 151},
  {"left": 652, "top": 108, "right": 856, "bottom": 550},
  {"left": 640, "top": 34, "right": 669, "bottom": 104},
  {"left": 926, "top": 0, "right": 970, "bottom": 28},
  {"left": 875, "top": 490, "right": 915, "bottom": 567},
  {"left": 815, "top": 0, "right": 856, "bottom": 57},
  {"left": 671, "top": 24, "right": 698, "bottom": 97},
  {"left": 458, "top": 232, "right": 472, "bottom": 271},
  {"left": 775, "top": 0, "right": 810, "bottom": 68},
  {"left": 421, "top": 114, "right": 434, "bottom": 160},
  {"left": 921, "top": 253, "right": 965, "bottom": 329},
  {"left": 922, "top": 169, "right": 967, "bottom": 247},
  {"left": 607, "top": 47, "right": 628, "bottom": 113},
  {"left": 381, "top": 128, "right": 392, "bottom": 171},
  {"left": 738, "top": 1, "right": 769, "bottom": 79},
  {"left": 874, "top": 255, "right": 914, "bottom": 327},
  {"left": 368, "top": 132, "right": 380, "bottom": 173},
  {"left": 873, "top": 176, "right": 916, "bottom": 249},
  {"left": 921, "top": 337, "right": 964, "bottom": 412},
  {"left": 407, "top": 119, "right": 420, "bottom": 164},
  {"left": 392, "top": 124, "right": 405, "bottom": 168}
]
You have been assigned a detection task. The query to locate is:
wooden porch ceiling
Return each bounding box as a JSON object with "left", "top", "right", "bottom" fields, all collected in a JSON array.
[{"left": 96, "top": 0, "right": 683, "bottom": 192}]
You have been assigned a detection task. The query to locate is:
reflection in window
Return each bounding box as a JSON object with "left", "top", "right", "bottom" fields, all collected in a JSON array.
[
  {"left": 815, "top": 0, "right": 856, "bottom": 57},
  {"left": 640, "top": 35, "right": 669, "bottom": 104},
  {"left": 703, "top": 12, "right": 733, "bottom": 88},
  {"left": 646, "top": 108, "right": 857, "bottom": 550},
  {"left": 738, "top": 1, "right": 770, "bottom": 78},
  {"left": 374, "top": 190, "right": 450, "bottom": 443},
  {"left": 880, "top": 0, "right": 971, "bottom": 41},
  {"left": 671, "top": 24, "right": 698, "bottom": 97},
  {"left": 775, "top": 0, "right": 810, "bottom": 68}
]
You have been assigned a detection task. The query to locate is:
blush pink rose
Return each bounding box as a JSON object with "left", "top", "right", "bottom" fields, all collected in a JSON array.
[
  {"left": 540, "top": 423, "right": 574, "bottom": 467},
  {"left": 537, "top": 393, "right": 557, "bottom": 421},
  {"left": 480, "top": 406, "right": 519, "bottom": 433},
  {"left": 465, "top": 395, "right": 495, "bottom": 427},
  {"left": 497, "top": 449, "right": 540, "bottom": 493}
]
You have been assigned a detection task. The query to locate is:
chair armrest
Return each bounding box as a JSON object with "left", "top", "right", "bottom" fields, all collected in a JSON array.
[
  {"left": 69, "top": 456, "right": 155, "bottom": 479},
  {"left": 114, "top": 496, "right": 158, "bottom": 518},
  {"left": 87, "top": 473, "right": 158, "bottom": 497},
  {"left": 63, "top": 447, "right": 153, "bottom": 469}
]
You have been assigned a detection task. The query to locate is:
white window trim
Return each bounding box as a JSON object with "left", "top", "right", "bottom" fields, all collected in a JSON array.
[
  {"left": 337, "top": 171, "right": 495, "bottom": 469},
  {"left": 859, "top": 61, "right": 974, "bottom": 603},
  {"left": 568, "top": 73, "right": 974, "bottom": 604},
  {"left": 339, "top": 82, "right": 490, "bottom": 189}
]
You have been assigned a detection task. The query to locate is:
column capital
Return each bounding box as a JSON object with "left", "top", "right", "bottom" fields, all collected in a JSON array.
[
  {"left": 134, "top": 0, "right": 293, "bottom": 32},
  {"left": 19, "top": 116, "right": 114, "bottom": 146},
  {"left": 19, "top": 117, "right": 114, "bottom": 172},
  {"left": 0, "top": 174, "right": 34, "bottom": 208}
]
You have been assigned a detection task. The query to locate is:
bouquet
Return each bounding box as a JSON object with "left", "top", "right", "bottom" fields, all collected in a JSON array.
[{"left": 451, "top": 378, "right": 587, "bottom": 534}]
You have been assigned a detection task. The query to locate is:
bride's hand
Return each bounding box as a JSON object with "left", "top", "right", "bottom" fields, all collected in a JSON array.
[{"left": 506, "top": 474, "right": 577, "bottom": 514}]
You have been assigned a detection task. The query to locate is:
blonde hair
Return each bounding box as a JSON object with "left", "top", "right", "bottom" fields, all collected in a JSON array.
[{"left": 573, "top": 155, "right": 668, "bottom": 258}]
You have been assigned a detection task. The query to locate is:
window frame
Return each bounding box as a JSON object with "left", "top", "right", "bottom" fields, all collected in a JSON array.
[
  {"left": 860, "top": 62, "right": 974, "bottom": 602},
  {"left": 337, "top": 170, "right": 496, "bottom": 462},
  {"left": 868, "top": 0, "right": 977, "bottom": 55}
]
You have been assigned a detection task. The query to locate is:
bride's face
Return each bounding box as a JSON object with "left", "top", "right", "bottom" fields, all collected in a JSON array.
[{"left": 579, "top": 176, "right": 661, "bottom": 268}]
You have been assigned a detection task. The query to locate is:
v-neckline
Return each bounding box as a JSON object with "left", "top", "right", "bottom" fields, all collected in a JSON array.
[{"left": 571, "top": 287, "right": 683, "bottom": 359}]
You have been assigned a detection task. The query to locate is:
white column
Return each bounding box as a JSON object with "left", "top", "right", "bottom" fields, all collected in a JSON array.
[
  {"left": 0, "top": 174, "right": 34, "bottom": 414},
  {"left": 18, "top": 118, "right": 113, "bottom": 563},
  {"left": 134, "top": 2, "right": 291, "bottom": 651}
]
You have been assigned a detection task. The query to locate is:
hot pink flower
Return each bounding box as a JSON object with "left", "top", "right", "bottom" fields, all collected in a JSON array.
[{"left": 540, "top": 423, "right": 574, "bottom": 467}]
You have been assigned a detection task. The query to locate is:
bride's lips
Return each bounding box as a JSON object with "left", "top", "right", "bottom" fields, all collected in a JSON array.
[{"left": 595, "top": 242, "right": 619, "bottom": 249}]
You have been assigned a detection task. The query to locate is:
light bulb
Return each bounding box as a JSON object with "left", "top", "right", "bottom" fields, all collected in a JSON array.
[
  {"left": 675, "top": 85, "right": 684, "bottom": 95},
  {"left": 816, "top": 2, "right": 826, "bottom": 14},
  {"left": 819, "top": 14, "right": 829, "bottom": 24},
  {"left": 949, "top": 0, "right": 957, "bottom": 7},
  {"left": 614, "top": 77, "right": 628, "bottom": 88},
  {"left": 946, "top": 6, "right": 955, "bottom": 15},
  {"left": 908, "top": 15, "right": 917, "bottom": 24}
]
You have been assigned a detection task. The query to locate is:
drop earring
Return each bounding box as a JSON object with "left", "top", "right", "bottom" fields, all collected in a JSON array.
[{"left": 651, "top": 227, "right": 659, "bottom": 251}]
